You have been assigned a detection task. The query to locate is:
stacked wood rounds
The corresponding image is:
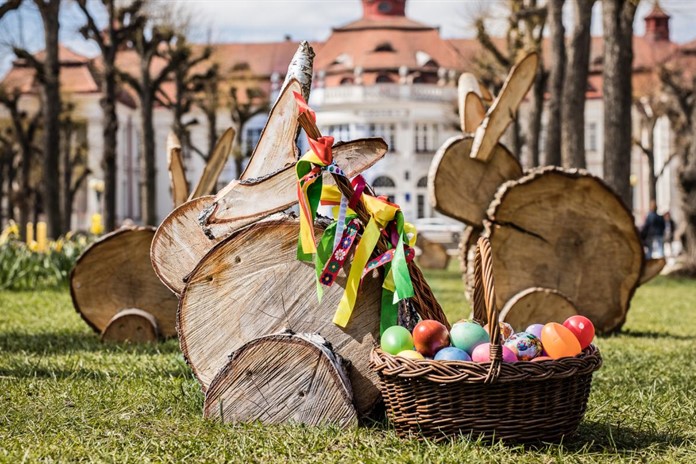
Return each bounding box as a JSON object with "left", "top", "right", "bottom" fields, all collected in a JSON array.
[{"left": 70, "top": 227, "right": 179, "bottom": 341}]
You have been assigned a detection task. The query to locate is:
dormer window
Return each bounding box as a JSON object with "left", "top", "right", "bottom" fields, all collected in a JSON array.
[
  {"left": 376, "top": 73, "right": 394, "bottom": 83},
  {"left": 374, "top": 42, "right": 396, "bottom": 53},
  {"left": 377, "top": 1, "right": 392, "bottom": 13}
]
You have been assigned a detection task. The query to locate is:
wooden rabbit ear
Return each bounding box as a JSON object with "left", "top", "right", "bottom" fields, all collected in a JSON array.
[
  {"left": 167, "top": 131, "right": 189, "bottom": 208},
  {"left": 189, "top": 127, "right": 235, "bottom": 199},
  {"left": 639, "top": 258, "right": 666, "bottom": 285},
  {"left": 458, "top": 73, "right": 486, "bottom": 133},
  {"left": 470, "top": 52, "right": 539, "bottom": 162},
  {"left": 201, "top": 138, "right": 388, "bottom": 238}
]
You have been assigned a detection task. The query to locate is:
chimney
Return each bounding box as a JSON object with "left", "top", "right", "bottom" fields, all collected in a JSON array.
[{"left": 644, "top": 1, "right": 670, "bottom": 42}]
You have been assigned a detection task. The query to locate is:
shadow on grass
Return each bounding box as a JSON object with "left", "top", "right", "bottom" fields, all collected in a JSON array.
[
  {"left": 557, "top": 420, "right": 691, "bottom": 454},
  {"left": 0, "top": 330, "right": 182, "bottom": 355},
  {"left": 608, "top": 329, "right": 696, "bottom": 341}
]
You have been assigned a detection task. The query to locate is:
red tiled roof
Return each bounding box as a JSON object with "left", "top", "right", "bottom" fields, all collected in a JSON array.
[
  {"left": 32, "top": 45, "right": 91, "bottom": 65},
  {"left": 335, "top": 16, "right": 434, "bottom": 32}
]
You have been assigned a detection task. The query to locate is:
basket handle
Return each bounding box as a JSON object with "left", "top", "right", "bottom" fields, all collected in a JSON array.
[{"left": 472, "top": 236, "right": 502, "bottom": 383}]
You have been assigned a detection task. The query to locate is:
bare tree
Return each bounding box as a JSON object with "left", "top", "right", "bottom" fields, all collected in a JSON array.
[
  {"left": 602, "top": 0, "right": 639, "bottom": 207},
  {"left": 562, "top": 0, "right": 595, "bottom": 169},
  {"left": 12, "top": 0, "right": 62, "bottom": 237},
  {"left": 542, "top": 0, "right": 564, "bottom": 166},
  {"left": 659, "top": 67, "right": 696, "bottom": 273},
  {"left": 59, "top": 102, "right": 90, "bottom": 231},
  {"left": 119, "top": 15, "right": 175, "bottom": 226},
  {"left": 77, "top": 0, "right": 144, "bottom": 232},
  {"left": 196, "top": 63, "right": 221, "bottom": 160},
  {"left": 159, "top": 35, "right": 214, "bottom": 161},
  {"left": 0, "top": 0, "right": 21, "bottom": 20},
  {"left": 474, "top": 0, "right": 546, "bottom": 165},
  {"left": 0, "top": 87, "right": 41, "bottom": 238}
]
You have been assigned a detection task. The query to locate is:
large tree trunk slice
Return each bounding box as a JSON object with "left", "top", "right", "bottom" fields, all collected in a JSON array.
[
  {"left": 178, "top": 216, "right": 382, "bottom": 415},
  {"left": 151, "top": 196, "right": 224, "bottom": 295},
  {"left": 470, "top": 52, "right": 539, "bottom": 162},
  {"left": 202, "top": 139, "right": 387, "bottom": 238},
  {"left": 428, "top": 135, "right": 522, "bottom": 227},
  {"left": 485, "top": 167, "right": 644, "bottom": 334},
  {"left": 101, "top": 308, "right": 160, "bottom": 343},
  {"left": 498, "top": 288, "right": 579, "bottom": 332},
  {"left": 71, "top": 227, "right": 179, "bottom": 338},
  {"left": 204, "top": 332, "right": 357, "bottom": 429}
]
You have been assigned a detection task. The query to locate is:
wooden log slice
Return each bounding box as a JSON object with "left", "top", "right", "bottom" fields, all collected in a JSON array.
[
  {"left": 151, "top": 195, "right": 225, "bottom": 295},
  {"left": 415, "top": 235, "right": 450, "bottom": 270},
  {"left": 101, "top": 308, "right": 160, "bottom": 343},
  {"left": 498, "top": 288, "right": 579, "bottom": 332},
  {"left": 428, "top": 135, "right": 522, "bottom": 227},
  {"left": 204, "top": 332, "right": 357, "bottom": 429},
  {"left": 179, "top": 216, "right": 382, "bottom": 415},
  {"left": 70, "top": 227, "right": 179, "bottom": 338},
  {"left": 485, "top": 167, "right": 644, "bottom": 334},
  {"left": 459, "top": 226, "right": 482, "bottom": 301}
]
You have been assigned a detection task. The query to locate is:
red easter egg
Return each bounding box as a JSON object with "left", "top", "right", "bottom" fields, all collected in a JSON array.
[
  {"left": 531, "top": 356, "right": 553, "bottom": 362},
  {"left": 541, "top": 323, "right": 582, "bottom": 359},
  {"left": 412, "top": 320, "right": 450, "bottom": 357},
  {"left": 563, "top": 315, "right": 595, "bottom": 349}
]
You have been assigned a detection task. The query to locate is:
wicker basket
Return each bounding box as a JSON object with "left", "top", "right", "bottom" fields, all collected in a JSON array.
[{"left": 371, "top": 237, "right": 603, "bottom": 442}]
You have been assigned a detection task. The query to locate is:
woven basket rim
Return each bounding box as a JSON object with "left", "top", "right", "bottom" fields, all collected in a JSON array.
[{"left": 371, "top": 345, "right": 602, "bottom": 383}]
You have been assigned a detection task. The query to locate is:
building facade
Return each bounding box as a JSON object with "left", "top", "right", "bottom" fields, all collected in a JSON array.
[{"left": 0, "top": 0, "right": 687, "bottom": 231}]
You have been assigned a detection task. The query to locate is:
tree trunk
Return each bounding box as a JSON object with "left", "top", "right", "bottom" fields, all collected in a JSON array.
[
  {"left": 207, "top": 106, "right": 217, "bottom": 161},
  {"left": 102, "top": 62, "right": 119, "bottom": 232},
  {"left": 140, "top": 88, "right": 157, "bottom": 226},
  {"left": 543, "top": 0, "right": 565, "bottom": 166},
  {"left": 562, "top": 0, "right": 595, "bottom": 169},
  {"left": 62, "top": 114, "right": 73, "bottom": 231},
  {"left": 680, "top": 77, "right": 696, "bottom": 271},
  {"left": 38, "top": 0, "right": 62, "bottom": 237},
  {"left": 525, "top": 69, "right": 545, "bottom": 168},
  {"left": 602, "top": 0, "right": 637, "bottom": 208}
]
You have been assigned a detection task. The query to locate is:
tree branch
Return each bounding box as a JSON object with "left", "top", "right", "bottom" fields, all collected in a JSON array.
[
  {"left": 0, "top": 0, "right": 21, "bottom": 20},
  {"left": 475, "top": 18, "right": 510, "bottom": 68},
  {"left": 117, "top": 70, "right": 141, "bottom": 95}
]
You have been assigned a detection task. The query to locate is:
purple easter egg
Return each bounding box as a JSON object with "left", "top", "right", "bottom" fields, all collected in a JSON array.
[{"left": 526, "top": 323, "right": 544, "bottom": 339}]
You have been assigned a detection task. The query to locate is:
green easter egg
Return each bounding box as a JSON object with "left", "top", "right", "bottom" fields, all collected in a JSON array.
[
  {"left": 380, "top": 326, "right": 414, "bottom": 355},
  {"left": 450, "top": 322, "right": 489, "bottom": 354}
]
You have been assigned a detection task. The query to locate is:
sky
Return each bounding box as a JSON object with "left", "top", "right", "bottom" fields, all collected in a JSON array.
[{"left": 2, "top": 0, "right": 696, "bottom": 75}]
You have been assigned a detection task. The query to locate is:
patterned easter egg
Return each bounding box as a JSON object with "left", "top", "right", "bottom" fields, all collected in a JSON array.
[
  {"left": 484, "top": 321, "right": 514, "bottom": 342},
  {"left": 504, "top": 332, "right": 543, "bottom": 361}
]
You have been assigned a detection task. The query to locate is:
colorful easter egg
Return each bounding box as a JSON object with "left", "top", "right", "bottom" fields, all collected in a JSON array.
[
  {"left": 380, "top": 325, "right": 414, "bottom": 355},
  {"left": 484, "top": 321, "right": 514, "bottom": 342},
  {"left": 434, "top": 347, "right": 472, "bottom": 362},
  {"left": 525, "top": 323, "right": 544, "bottom": 340},
  {"left": 541, "top": 323, "right": 582, "bottom": 359},
  {"left": 412, "top": 320, "right": 450, "bottom": 357},
  {"left": 504, "top": 332, "right": 543, "bottom": 361},
  {"left": 563, "top": 315, "right": 595, "bottom": 349},
  {"left": 397, "top": 349, "right": 425, "bottom": 360},
  {"left": 450, "top": 321, "right": 489, "bottom": 354},
  {"left": 471, "top": 343, "right": 517, "bottom": 363}
]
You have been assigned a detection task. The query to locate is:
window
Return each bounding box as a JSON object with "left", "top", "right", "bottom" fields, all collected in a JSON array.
[
  {"left": 324, "top": 124, "right": 350, "bottom": 142},
  {"left": 369, "top": 123, "right": 396, "bottom": 152},
  {"left": 339, "top": 77, "right": 354, "bottom": 85},
  {"left": 417, "top": 176, "right": 427, "bottom": 188},
  {"left": 244, "top": 127, "right": 262, "bottom": 157},
  {"left": 373, "top": 176, "right": 396, "bottom": 188},
  {"left": 374, "top": 42, "right": 395, "bottom": 53},
  {"left": 417, "top": 194, "right": 426, "bottom": 219},
  {"left": 375, "top": 73, "right": 394, "bottom": 83},
  {"left": 415, "top": 123, "right": 438, "bottom": 153},
  {"left": 586, "top": 122, "right": 597, "bottom": 152}
]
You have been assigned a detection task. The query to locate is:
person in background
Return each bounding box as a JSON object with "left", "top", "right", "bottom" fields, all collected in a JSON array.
[
  {"left": 663, "top": 211, "right": 678, "bottom": 262},
  {"left": 640, "top": 200, "right": 665, "bottom": 259}
]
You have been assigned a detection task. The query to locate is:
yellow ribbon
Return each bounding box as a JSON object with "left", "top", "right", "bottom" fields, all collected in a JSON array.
[{"left": 332, "top": 193, "right": 401, "bottom": 328}]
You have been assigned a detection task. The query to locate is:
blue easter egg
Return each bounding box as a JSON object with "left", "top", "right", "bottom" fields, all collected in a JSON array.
[{"left": 433, "top": 346, "right": 472, "bottom": 361}]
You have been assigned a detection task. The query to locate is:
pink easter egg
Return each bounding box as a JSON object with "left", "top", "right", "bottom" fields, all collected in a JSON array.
[{"left": 471, "top": 343, "right": 517, "bottom": 363}]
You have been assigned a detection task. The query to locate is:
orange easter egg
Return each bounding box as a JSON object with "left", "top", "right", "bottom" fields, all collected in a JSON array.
[{"left": 541, "top": 323, "right": 581, "bottom": 359}]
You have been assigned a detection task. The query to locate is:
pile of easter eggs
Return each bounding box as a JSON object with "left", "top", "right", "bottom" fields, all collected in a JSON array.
[{"left": 380, "top": 315, "right": 595, "bottom": 363}]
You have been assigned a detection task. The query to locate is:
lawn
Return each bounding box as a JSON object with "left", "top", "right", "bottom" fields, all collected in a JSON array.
[{"left": 1, "top": 269, "right": 695, "bottom": 463}]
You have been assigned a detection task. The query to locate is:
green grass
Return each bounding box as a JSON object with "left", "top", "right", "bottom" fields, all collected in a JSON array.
[{"left": 1, "top": 270, "right": 695, "bottom": 463}]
